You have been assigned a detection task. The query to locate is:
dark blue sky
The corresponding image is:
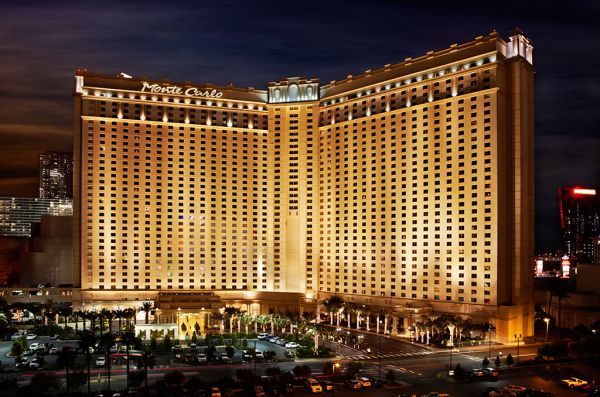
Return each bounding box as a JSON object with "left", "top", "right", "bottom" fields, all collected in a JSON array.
[{"left": 0, "top": 0, "right": 598, "bottom": 252}]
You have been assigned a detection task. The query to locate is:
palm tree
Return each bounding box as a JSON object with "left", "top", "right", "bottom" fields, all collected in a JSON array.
[
  {"left": 56, "top": 346, "right": 76, "bottom": 394},
  {"left": 256, "top": 314, "right": 268, "bottom": 332},
  {"left": 100, "top": 332, "right": 116, "bottom": 391},
  {"left": 121, "top": 329, "right": 137, "bottom": 391},
  {"left": 113, "top": 308, "right": 125, "bottom": 335},
  {"left": 0, "top": 311, "right": 8, "bottom": 328},
  {"left": 212, "top": 312, "right": 225, "bottom": 334},
  {"left": 123, "top": 308, "right": 137, "bottom": 327},
  {"left": 323, "top": 296, "right": 344, "bottom": 326},
  {"left": 141, "top": 351, "right": 157, "bottom": 388},
  {"left": 239, "top": 312, "right": 251, "bottom": 334},
  {"left": 78, "top": 330, "right": 96, "bottom": 396},
  {"left": 72, "top": 309, "right": 83, "bottom": 334},
  {"left": 42, "top": 300, "right": 56, "bottom": 326},
  {"left": 99, "top": 308, "right": 112, "bottom": 334},
  {"left": 27, "top": 302, "right": 42, "bottom": 327},
  {"left": 106, "top": 308, "right": 117, "bottom": 334},
  {"left": 223, "top": 306, "right": 239, "bottom": 333},
  {"left": 140, "top": 302, "right": 154, "bottom": 325},
  {"left": 58, "top": 306, "right": 73, "bottom": 332}
]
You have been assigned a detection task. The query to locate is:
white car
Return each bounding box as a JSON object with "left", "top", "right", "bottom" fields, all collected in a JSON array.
[
  {"left": 285, "top": 342, "right": 299, "bottom": 348},
  {"left": 26, "top": 334, "right": 37, "bottom": 340},
  {"left": 28, "top": 342, "right": 40, "bottom": 350},
  {"left": 28, "top": 358, "right": 41, "bottom": 369},
  {"left": 96, "top": 356, "right": 106, "bottom": 366},
  {"left": 254, "top": 351, "right": 264, "bottom": 359},
  {"left": 49, "top": 347, "right": 59, "bottom": 355},
  {"left": 197, "top": 353, "right": 207, "bottom": 363}
]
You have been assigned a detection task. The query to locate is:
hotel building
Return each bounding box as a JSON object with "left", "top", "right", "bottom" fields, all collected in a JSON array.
[{"left": 73, "top": 30, "right": 535, "bottom": 341}]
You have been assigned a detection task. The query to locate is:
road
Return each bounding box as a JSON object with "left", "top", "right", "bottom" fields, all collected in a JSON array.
[{"left": 3, "top": 333, "right": 600, "bottom": 396}]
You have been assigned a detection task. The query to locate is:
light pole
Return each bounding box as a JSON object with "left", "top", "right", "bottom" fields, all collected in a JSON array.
[
  {"left": 332, "top": 362, "right": 340, "bottom": 397},
  {"left": 378, "top": 338, "right": 382, "bottom": 380},
  {"left": 487, "top": 324, "right": 493, "bottom": 358},
  {"left": 544, "top": 317, "right": 550, "bottom": 343},
  {"left": 515, "top": 333, "right": 522, "bottom": 363}
]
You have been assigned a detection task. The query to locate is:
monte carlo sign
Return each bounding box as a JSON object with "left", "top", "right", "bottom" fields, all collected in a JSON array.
[{"left": 141, "top": 82, "right": 223, "bottom": 98}]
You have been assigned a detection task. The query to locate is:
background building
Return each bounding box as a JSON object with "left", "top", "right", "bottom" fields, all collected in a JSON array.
[
  {"left": 558, "top": 187, "right": 599, "bottom": 262},
  {"left": 0, "top": 197, "right": 73, "bottom": 237},
  {"left": 73, "top": 30, "right": 535, "bottom": 342},
  {"left": 39, "top": 151, "right": 73, "bottom": 199}
]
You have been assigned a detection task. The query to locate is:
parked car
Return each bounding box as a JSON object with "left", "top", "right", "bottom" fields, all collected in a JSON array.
[
  {"left": 488, "top": 389, "right": 517, "bottom": 397},
  {"left": 254, "top": 385, "right": 267, "bottom": 397},
  {"left": 254, "top": 351, "right": 264, "bottom": 359},
  {"left": 49, "top": 347, "right": 59, "bottom": 355},
  {"left": 171, "top": 344, "right": 183, "bottom": 353},
  {"left": 197, "top": 353, "right": 207, "bottom": 363},
  {"left": 28, "top": 358, "right": 41, "bottom": 369},
  {"left": 305, "top": 378, "right": 323, "bottom": 393},
  {"left": 346, "top": 379, "right": 362, "bottom": 390},
  {"left": 561, "top": 377, "right": 588, "bottom": 388},
  {"left": 285, "top": 342, "right": 299, "bottom": 348},
  {"left": 258, "top": 333, "right": 270, "bottom": 340},
  {"left": 320, "top": 381, "right": 334, "bottom": 391},
  {"left": 503, "top": 385, "right": 527, "bottom": 393},
  {"left": 28, "top": 343, "right": 40, "bottom": 351},
  {"left": 96, "top": 356, "right": 106, "bottom": 367},
  {"left": 26, "top": 334, "right": 37, "bottom": 340},
  {"left": 11, "top": 332, "right": 25, "bottom": 341},
  {"left": 357, "top": 377, "right": 372, "bottom": 388}
]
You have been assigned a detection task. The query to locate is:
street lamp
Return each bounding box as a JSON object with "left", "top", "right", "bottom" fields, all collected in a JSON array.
[
  {"left": 543, "top": 317, "right": 550, "bottom": 343},
  {"left": 332, "top": 362, "right": 340, "bottom": 397},
  {"left": 515, "top": 333, "right": 522, "bottom": 363}
]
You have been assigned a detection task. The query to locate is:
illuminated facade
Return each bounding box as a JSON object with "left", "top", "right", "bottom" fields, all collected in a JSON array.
[
  {"left": 39, "top": 151, "right": 73, "bottom": 199},
  {"left": 558, "top": 187, "right": 599, "bottom": 262},
  {"left": 73, "top": 30, "right": 535, "bottom": 341}
]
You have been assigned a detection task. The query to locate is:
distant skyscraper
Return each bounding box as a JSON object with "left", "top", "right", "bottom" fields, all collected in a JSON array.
[
  {"left": 0, "top": 197, "right": 73, "bottom": 237},
  {"left": 559, "top": 187, "right": 600, "bottom": 262},
  {"left": 39, "top": 151, "right": 73, "bottom": 199}
]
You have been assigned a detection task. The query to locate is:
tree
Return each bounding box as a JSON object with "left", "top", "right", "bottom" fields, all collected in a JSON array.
[
  {"left": 99, "top": 332, "right": 116, "bottom": 391},
  {"left": 11, "top": 336, "right": 27, "bottom": 356},
  {"left": 99, "top": 308, "right": 113, "bottom": 334},
  {"left": 129, "top": 370, "right": 145, "bottom": 389},
  {"left": 236, "top": 369, "right": 255, "bottom": 384},
  {"left": 164, "top": 370, "right": 185, "bottom": 385},
  {"left": 292, "top": 364, "right": 312, "bottom": 378},
  {"left": 494, "top": 356, "right": 501, "bottom": 367},
  {"left": 323, "top": 296, "right": 344, "bottom": 325},
  {"left": 28, "top": 372, "right": 59, "bottom": 393},
  {"left": 163, "top": 334, "right": 172, "bottom": 351},
  {"left": 482, "top": 357, "right": 489, "bottom": 367},
  {"left": 226, "top": 345, "right": 235, "bottom": 360},
  {"left": 223, "top": 306, "right": 239, "bottom": 333},
  {"left": 78, "top": 330, "right": 96, "bottom": 396},
  {"left": 122, "top": 329, "right": 137, "bottom": 391},
  {"left": 141, "top": 351, "right": 157, "bottom": 388},
  {"left": 57, "top": 306, "right": 73, "bottom": 332},
  {"left": 140, "top": 302, "right": 154, "bottom": 325},
  {"left": 56, "top": 346, "right": 77, "bottom": 393},
  {"left": 346, "top": 361, "right": 363, "bottom": 377},
  {"left": 68, "top": 370, "right": 87, "bottom": 392}
]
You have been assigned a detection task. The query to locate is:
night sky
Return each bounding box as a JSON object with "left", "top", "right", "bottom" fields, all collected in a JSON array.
[{"left": 0, "top": 0, "right": 598, "bottom": 253}]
